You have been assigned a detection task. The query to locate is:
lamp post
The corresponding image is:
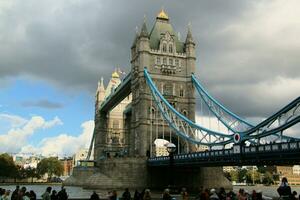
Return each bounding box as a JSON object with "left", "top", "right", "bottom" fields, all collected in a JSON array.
[{"left": 166, "top": 142, "right": 176, "bottom": 188}]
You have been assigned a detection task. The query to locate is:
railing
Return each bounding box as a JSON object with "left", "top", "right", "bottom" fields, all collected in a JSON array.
[{"left": 148, "top": 141, "right": 300, "bottom": 166}]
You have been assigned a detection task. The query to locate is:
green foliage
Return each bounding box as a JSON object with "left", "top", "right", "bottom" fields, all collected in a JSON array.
[
  {"left": 229, "top": 170, "right": 239, "bottom": 182},
  {"left": 226, "top": 166, "right": 276, "bottom": 185},
  {"left": 257, "top": 166, "right": 267, "bottom": 173},
  {"left": 0, "top": 153, "right": 18, "bottom": 178},
  {"left": 238, "top": 168, "right": 248, "bottom": 182},
  {"left": 246, "top": 169, "right": 260, "bottom": 183},
  {"left": 37, "top": 157, "right": 63, "bottom": 180},
  {"left": 262, "top": 171, "right": 274, "bottom": 185},
  {"left": 18, "top": 167, "right": 40, "bottom": 182}
]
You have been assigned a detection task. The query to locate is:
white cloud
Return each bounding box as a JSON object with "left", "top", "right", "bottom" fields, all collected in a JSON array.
[
  {"left": 20, "top": 120, "right": 94, "bottom": 157},
  {"left": 0, "top": 114, "right": 63, "bottom": 153},
  {"left": 0, "top": 113, "right": 28, "bottom": 128},
  {"left": 43, "top": 116, "right": 63, "bottom": 129}
]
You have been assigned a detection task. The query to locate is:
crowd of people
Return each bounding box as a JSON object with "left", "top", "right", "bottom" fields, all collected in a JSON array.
[
  {"left": 0, "top": 186, "right": 68, "bottom": 200},
  {"left": 0, "top": 177, "right": 299, "bottom": 200},
  {"left": 88, "top": 187, "right": 264, "bottom": 200}
]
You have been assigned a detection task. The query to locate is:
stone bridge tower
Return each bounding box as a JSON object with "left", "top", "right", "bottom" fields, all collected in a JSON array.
[
  {"left": 67, "top": 10, "right": 231, "bottom": 191},
  {"left": 130, "top": 10, "right": 196, "bottom": 157}
]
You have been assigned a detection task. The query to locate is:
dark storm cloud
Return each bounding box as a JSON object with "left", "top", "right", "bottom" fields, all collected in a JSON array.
[
  {"left": 21, "top": 99, "right": 63, "bottom": 109},
  {"left": 0, "top": 0, "right": 299, "bottom": 119}
]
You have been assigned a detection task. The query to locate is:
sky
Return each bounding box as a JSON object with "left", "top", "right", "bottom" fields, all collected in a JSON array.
[{"left": 0, "top": 0, "right": 299, "bottom": 157}]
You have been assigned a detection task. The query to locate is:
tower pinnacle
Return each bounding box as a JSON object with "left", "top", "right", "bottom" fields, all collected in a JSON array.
[
  {"left": 185, "top": 22, "right": 195, "bottom": 45},
  {"left": 157, "top": 9, "right": 169, "bottom": 20},
  {"left": 140, "top": 17, "right": 148, "bottom": 37}
]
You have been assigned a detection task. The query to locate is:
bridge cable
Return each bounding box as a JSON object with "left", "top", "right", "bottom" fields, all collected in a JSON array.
[{"left": 144, "top": 68, "right": 233, "bottom": 146}]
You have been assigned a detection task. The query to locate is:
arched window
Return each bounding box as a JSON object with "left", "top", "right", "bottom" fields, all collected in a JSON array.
[
  {"left": 149, "top": 107, "right": 156, "bottom": 119},
  {"left": 156, "top": 57, "right": 161, "bottom": 65},
  {"left": 180, "top": 88, "right": 184, "bottom": 97},
  {"left": 169, "top": 44, "right": 173, "bottom": 53},
  {"left": 162, "top": 43, "right": 167, "bottom": 52},
  {"left": 163, "top": 83, "right": 173, "bottom": 96},
  {"left": 113, "top": 120, "right": 119, "bottom": 129},
  {"left": 169, "top": 58, "right": 173, "bottom": 65},
  {"left": 182, "top": 110, "right": 188, "bottom": 117},
  {"left": 163, "top": 57, "right": 167, "bottom": 65},
  {"left": 175, "top": 59, "right": 179, "bottom": 67}
]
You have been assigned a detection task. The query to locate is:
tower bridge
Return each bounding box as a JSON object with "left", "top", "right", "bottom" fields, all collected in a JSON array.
[{"left": 65, "top": 10, "right": 300, "bottom": 190}]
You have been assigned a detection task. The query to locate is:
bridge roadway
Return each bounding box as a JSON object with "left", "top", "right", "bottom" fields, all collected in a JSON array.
[{"left": 148, "top": 141, "right": 300, "bottom": 167}]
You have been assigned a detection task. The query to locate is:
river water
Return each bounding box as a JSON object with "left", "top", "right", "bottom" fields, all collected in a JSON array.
[{"left": 1, "top": 184, "right": 300, "bottom": 199}]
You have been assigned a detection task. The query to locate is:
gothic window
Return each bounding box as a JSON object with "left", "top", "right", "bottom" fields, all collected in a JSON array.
[
  {"left": 175, "top": 59, "right": 179, "bottom": 67},
  {"left": 163, "top": 83, "right": 173, "bottom": 96},
  {"left": 162, "top": 43, "right": 167, "bottom": 52},
  {"left": 112, "top": 134, "right": 120, "bottom": 144},
  {"left": 180, "top": 89, "right": 184, "bottom": 97},
  {"left": 163, "top": 57, "right": 167, "bottom": 65},
  {"left": 156, "top": 57, "right": 161, "bottom": 65},
  {"left": 169, "top": 58, "right": 173, "bottom": 66},
  {"left": 150, "top": 107, "right": 155, "bottom": 119},
  {"left": 113, "top": 120, "right": 119, "bottom": 129},
  {"left": 182, "top": 110, "right": 188, "bottom": 116},
  {"left": 169, "top": 44, "right": 173, "bottom": 53}
]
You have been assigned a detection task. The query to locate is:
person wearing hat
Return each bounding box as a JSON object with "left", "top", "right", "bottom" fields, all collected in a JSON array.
[
  {"left": 209, "top": 188, "right": 219, "bottom": 200},
  {"left": 162, "top": 189, "right": 172, "bottom": 200},
  {"left": 143, "top": 189, "right": 151, "bottom": 200}
]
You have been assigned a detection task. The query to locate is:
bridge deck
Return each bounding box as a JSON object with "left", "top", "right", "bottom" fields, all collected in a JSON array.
[{"left": 148, "top": 141, "right": 300, "bottom": 167}]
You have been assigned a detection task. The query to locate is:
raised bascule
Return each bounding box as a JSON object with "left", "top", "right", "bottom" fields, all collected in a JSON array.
[{"left": 65, "top": 10, "right": 300, "bottom": 190}]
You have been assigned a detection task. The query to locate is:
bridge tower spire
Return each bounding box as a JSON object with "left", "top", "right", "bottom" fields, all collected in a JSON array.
[{"left": 185, "top": 23, "right": 196, "bottom": 75}]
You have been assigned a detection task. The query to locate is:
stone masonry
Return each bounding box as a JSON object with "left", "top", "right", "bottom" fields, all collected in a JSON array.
[{"left": 65, "top": 10, "right": 232, "bottom": 191}]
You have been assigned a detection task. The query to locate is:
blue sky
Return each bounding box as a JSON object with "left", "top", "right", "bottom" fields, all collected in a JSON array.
[
  {"left": 0, "top": 0, "right": 299, "bottom": 156},
  {"left": 0, "top": 77, "right": 94, "bottom": 155}
]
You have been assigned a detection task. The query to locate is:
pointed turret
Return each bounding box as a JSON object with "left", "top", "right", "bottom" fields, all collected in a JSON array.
[
  {"left": 97, "top": 77, "right": 106, "bottom": 103},
  {"left": 184, "top": 23, "right": 196, "bottom": 75},
  {"left": 140, "top": 19, "right": 148, "bottom": 38},
  {"left": 99, "top": 77, "right": 105, "bottom": 92},
  {"left": 131, "top": 27, "right": 140, "bottom": 48},
  {"left": 136, "top": 16, "right": 150, "bottom": 57},
  {"left": 185, "top": 23, "right": 195, "bottom": 45}
]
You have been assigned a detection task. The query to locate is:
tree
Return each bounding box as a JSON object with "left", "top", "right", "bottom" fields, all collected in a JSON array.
[
  {"left": 0, "top": 153, "right": 18, "bottom": 178},
  {"left": 229, "top": 170, "right": 239, "bottom": 182},
  {"left": 37, "top": 157, "right": 63, "bottom": 181},
  {"left": 246, "top": 169, "right": 260, "bottom": 184},
  {"left": 237, "top": 168, "right": 248, "bottom": 183},
  {"left": 262, "top": 171, "right": 274, "bottom": 185},
  {"left": 27, "top": 167, "right": 40, "bottom": 183}
]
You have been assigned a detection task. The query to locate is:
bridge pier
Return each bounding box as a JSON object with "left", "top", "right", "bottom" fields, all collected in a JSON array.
[
  {"left": 66, "top": 157, "right": 231, "bottom": 191},
  {"left": 148, "top": 166, "right": 232, "bottom": 191},
  {"left": 65, "top": 157, "right": 148, "bottom": 190}
]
